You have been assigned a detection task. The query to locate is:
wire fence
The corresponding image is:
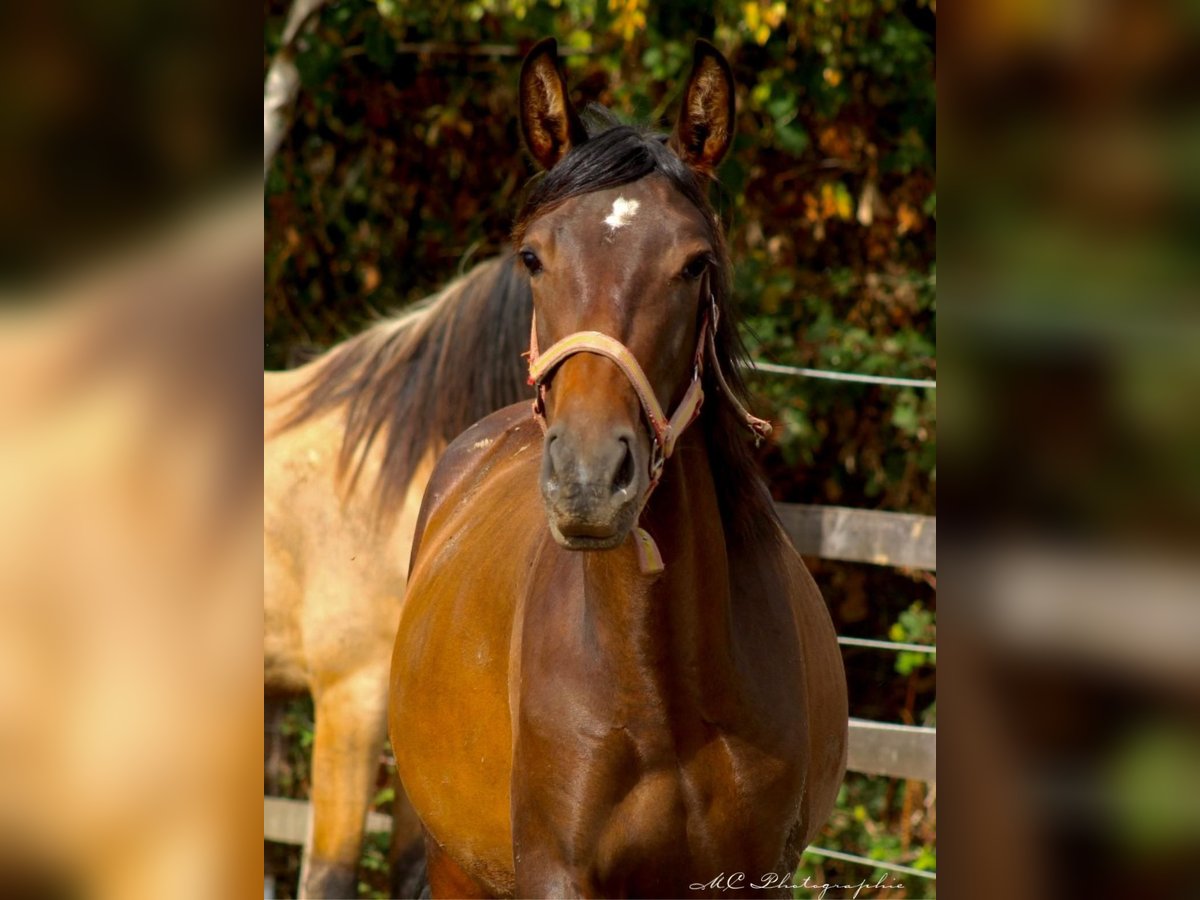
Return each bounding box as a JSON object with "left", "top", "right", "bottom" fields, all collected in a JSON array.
[
  {"left": 830, "top": 593, "right": 937, "bottom": 883},
  {"left": 748, "top": 359, "right": 937, "bottom": 390},
  {"left": 838, "top": 635, "right": 936, "bottom": 654},
  {"left": 803, "top": 846, "right": 937, "bottom": 881},
  {"left": 761, "top": 359, "right": 938, "bottom": 883}
]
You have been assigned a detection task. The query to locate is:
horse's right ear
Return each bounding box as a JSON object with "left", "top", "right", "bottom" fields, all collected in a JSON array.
[{"left": 519, "top": 38, "right": 587, "bottom": 171}]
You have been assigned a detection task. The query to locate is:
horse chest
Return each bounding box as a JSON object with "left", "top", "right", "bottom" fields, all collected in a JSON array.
[
  {"left": 594, "top": 734, "right": 794, "bottom": 877},
  {"left": 515, "top": 680, "right": 803, "bottom": 896},
  {"left": 513, "top": 566, "right": 810, "bottom": 892}
]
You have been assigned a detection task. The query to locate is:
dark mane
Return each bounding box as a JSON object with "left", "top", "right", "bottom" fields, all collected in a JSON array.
[
  {"left": 272, "top": 255, "right": 532, "bottom": 522},
  {"left": 514, "top": 108, "right": 780, "bottom": 547}
]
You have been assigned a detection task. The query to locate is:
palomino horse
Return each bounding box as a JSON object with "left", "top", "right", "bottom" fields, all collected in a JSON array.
[
  {"left": 390, "top": 39, "right": 848, "bottom": 898},
  {"left": 264, "top": 256, "right": 531, "bottom": 897}
]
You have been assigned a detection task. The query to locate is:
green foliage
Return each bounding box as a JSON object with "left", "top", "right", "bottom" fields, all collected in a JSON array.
[
  {"left": 802, "top": 773, "right": 937, "bottom": 897},
  {"left": 356, "top": 831, "right": 392, "bottom": 899},
  {"left": 890, "top": 600, "right": 936, "bottom": 677},
  {"left": 268, "top": 697, "right": 315, "bottom": 798}
]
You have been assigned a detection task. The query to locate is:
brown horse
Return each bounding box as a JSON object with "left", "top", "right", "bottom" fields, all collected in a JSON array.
[
  {"left": 389, "top": 39, "right": 847, "bottom": 898},
  {"left": 265, "top": 256, "right": 531, "bottom": 897}
]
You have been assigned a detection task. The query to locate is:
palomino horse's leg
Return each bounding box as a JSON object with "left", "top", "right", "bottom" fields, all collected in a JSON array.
[
  {"left": 300, "top": 669, "right": 389, "bottom": 899},
  {"left": 423, "top": 831, "right": 491, "bottom": 899}
]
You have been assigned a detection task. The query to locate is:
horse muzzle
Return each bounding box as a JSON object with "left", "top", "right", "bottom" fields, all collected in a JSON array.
[{"left": 540, "top": 425, "right": 644, "bottom": 550}]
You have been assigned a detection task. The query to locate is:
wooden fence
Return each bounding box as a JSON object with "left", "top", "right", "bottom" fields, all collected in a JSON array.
[
  {"left": 778, "top": 502, "right": 936, "bottom": 785},
  {"left": 265, "top": 502, "right": 936, "bottom": 846}
]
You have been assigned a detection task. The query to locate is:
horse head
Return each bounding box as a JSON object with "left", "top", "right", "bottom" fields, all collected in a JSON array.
[{"left": 515, "top": 38, "right": 737, "bottom": 557}]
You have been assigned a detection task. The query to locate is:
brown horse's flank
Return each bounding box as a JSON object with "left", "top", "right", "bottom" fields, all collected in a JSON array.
[{"left": 390, "top": 38, "right": 847, "bottom": 899}]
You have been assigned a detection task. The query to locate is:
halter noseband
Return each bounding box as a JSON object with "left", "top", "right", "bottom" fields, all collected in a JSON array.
[{"left": 525, "top": 291, "right": 771, "bottom": 575}]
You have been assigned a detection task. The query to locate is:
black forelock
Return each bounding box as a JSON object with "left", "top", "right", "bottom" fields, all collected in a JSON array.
[{"left": 514, "top": 106, "right": 715, "bottom": 245}]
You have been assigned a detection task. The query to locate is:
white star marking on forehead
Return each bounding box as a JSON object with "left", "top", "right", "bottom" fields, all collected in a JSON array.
[{"left": 604, "top": 196, "right": 640, "bottom": 230}]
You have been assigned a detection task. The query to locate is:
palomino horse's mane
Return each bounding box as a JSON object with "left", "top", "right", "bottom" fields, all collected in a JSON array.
[
  {"left": 272, "top": 254, "right": 532, "bottom": 521},
  {"left": 515, "top": 106, "right": 780, "bottom": 548}
]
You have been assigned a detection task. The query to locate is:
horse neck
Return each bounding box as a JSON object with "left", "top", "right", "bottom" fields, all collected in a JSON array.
[{"left": 580, "top": 428, "right": 738, "bottom": 688}]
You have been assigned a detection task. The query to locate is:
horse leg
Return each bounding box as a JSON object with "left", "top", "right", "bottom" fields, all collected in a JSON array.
[
  {"left": 388, "top": 777, "right": 427, "bottom": 899},
  {"left": 423, "top": 831, "right": 492, "bottom": 899},
  {"left": 300, "top": 670, "right": 388, "bottom": 899}
]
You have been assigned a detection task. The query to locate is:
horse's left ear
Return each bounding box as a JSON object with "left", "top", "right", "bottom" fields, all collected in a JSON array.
[
  {"left": 519, "top": 37, "right": 588, "bottom": 171},
  {"left": 670, "top": 40, "right": 736, "bottom": 177}
]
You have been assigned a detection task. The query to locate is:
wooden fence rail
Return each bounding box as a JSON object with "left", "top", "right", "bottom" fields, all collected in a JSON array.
[
  {"left": 776, "top": 503, "right": 936, "bottom": 571},
  {"left": 847, "top": 718, "right": 936, "bottom": 783}
]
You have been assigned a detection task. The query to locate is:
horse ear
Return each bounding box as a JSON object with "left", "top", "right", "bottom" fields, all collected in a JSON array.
[
  {"left": 519, "top": 38, "right": 587, "bottom": 171},
  {"left": 670, "top": 40, "right": 736, "bottom": 176}
]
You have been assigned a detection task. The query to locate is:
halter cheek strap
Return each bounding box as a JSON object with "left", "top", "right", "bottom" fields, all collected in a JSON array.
[
  {"left": 525, "top": 295, "right": 771, "bottom": 575},
  {"left": 527, "top": 330, "right": 706, "bottom": 471}
]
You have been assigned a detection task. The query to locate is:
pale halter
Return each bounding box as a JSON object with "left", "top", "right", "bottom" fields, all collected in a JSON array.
[{"left": 525, "top": 288, "right": 771, "bottom": 574}]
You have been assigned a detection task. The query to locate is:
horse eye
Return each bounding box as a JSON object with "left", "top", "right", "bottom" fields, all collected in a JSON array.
[
  {"left": 519, "top": 249, "right": 543, "bottom": 275},
  {"left": 681, "top": 255, "right": 709, "bottom": 281}
]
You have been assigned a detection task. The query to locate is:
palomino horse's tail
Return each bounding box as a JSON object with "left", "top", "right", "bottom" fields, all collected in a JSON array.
[{"left": 270, "top": 253, "right": 532, "bottom": 522}]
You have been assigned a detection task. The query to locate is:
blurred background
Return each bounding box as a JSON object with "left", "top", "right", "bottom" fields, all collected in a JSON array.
[
  {"left": 265, "top": 0, "right": 936, "bottom": 897},
  {"left": 939, "top": 0, "right": 1200, "bottom": 898},
  {"left": 0, "top": 1, "right": 261, "bottom": 898}
]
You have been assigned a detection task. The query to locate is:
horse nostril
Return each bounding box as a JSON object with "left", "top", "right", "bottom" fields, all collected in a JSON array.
[
  {"left": 544, "top": 433, "right": 563, "bottom": 477},
  {"left": 541, "top": 433, "right": 563, "bottom": 495},
  {"left": 612, "top": 437, "right": 635, "bottom": 495}
]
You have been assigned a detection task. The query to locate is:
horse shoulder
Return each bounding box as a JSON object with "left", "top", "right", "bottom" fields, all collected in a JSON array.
[
  {"left": 407, "top": 402, "right": 539, "bottom": 571},
  {"left": 725, "top": 521, "right": 847, "bottom": 859},
  {"left": 392, "top": 402, "right": 541, "bottom": 896},
  {"left": 757, "top": 524, "right": 849, "bottom": 852}
]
